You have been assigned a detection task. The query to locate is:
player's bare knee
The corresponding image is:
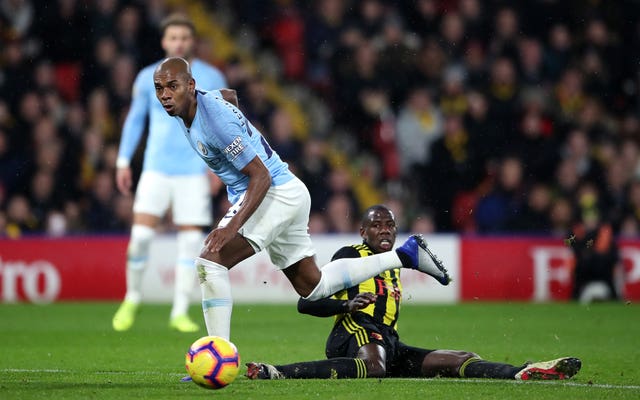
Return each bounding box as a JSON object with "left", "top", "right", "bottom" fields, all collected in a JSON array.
[
  {"left": 364, "top": 359, "right": 386, "bottom": 378},
  {"left": 423, "top": 350, "right": 480, "bottom": 378},
  {"left": 459, "top": 351, "right": 480, "bottom": 361},
  {"left": 296, "top": 286, "right": 313, "bottom": 300},
  {"left": 128, "top": 225, "right": 155, "bottom": 259},
  {"left": 198, "top": 248, "right": 211, "bottom": 259}
]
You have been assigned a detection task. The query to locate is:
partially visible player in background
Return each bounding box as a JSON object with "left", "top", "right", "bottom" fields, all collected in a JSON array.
[
  {"left": 112, "top": 14, "right": 227, "bottom": 332},
  {"left": 246, "top": 205, "right": 582, "bottom": 381}
]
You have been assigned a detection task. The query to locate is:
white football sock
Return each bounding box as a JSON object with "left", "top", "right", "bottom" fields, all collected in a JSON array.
[
  {"left": 305, "top": 252, "right": 403, "bottom": 300},
  {"left": 170, "top": 230, "right": 205, "bottom": 319},
  {"left": 123, "top": 224, "right": 155, "bottom": 304},
  {"left": 197, "top": 257, "right": 233, "bottom": 340}
]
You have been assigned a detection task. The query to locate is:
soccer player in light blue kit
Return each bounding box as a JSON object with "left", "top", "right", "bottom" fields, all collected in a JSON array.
[
  {"left": 112, "top": 15, "right": 227, "bottom": 332},
  {"left": 152, "top": 57, "right": 451, "bottom": 340}
]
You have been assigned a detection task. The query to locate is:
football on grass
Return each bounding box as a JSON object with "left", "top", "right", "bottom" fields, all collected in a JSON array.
[{"left": 185, "top": 335, "right": 240, "bottom": 389}]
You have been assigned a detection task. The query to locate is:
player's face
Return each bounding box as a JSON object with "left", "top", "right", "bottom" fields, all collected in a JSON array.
[
  {"left": 361, "top": 209, "right": 397, "bottom": 253},
  {"left": 154, "top": 69, "right": 194, "bottom": 117},
  {"left": 161, "top": 25, "right": 195, "bottom": 59}
]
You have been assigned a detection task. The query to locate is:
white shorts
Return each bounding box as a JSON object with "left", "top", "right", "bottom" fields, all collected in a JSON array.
[
  {"left": 133, "top": 171, "right": 212, "bottom": 226},
  {"left": 218, "top": 177, "right": 316, "bottom": 269}
]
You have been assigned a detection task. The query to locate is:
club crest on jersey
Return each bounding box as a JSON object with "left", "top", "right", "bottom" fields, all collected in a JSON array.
[
  {"left": 197, "top": 141, "right": 208, "bottom": 156},
  {"left": 224, "top": 136, "right": 245, "bottom": 160}
]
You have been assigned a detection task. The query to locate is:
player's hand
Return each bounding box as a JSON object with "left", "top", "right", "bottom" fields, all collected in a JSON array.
[
  {"left": 346, "top": 293, "right": 377, "bottom": 313},
  {"left": 116, "top": 167, "right": 133, "bottom": 195},
  {"left": 204, "top": 226, "right": 236, "bottom": 253}
]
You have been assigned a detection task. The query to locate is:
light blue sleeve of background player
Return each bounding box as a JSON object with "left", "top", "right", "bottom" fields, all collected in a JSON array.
[
  {"left": 118, "top": 59, "right": 227, "bottom": 175},
  {"left": 117, "top": 65, "right": 153, "bottom": 166}
]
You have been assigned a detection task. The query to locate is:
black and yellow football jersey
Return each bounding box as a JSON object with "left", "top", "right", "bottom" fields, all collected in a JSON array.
[{"left": 331, "top": 243, "right": 402, "bottom": 329}]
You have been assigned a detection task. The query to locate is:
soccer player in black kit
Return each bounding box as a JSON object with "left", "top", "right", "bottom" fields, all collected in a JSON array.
[{"left": 246, "top": 205, "right": 581, "bottom": 381}]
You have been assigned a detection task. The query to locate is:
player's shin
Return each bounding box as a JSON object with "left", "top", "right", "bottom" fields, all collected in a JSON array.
[
  {"left": 460, "top": 359, "right": 522, "bottom": 379},
  {"left": 276, "top": 358, "right": 368, "bottom": 379},
  {"left": 305, "top": 252, "right": 402, "bottom": 300},
  {"left": 171, "top": 230, "right": 205, "bottom": 318},
  {"left": 124, "top": 224, "right": 155, "bottom": 303},
  {"left": 197, "top": 257, "right": 233, "bottom": 340}
]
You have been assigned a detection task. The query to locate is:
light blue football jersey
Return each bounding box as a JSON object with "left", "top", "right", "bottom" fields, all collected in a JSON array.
[
  {"left": 117, "top": 59, "right": 227, "bottom": 175},
  {"left": 174, "top": 89, "right": 295, "bottom": 204}
]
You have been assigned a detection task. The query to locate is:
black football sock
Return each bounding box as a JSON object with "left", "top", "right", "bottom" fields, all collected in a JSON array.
[
  {"left": 275, "top": 358, "right": 367, "bottom": 379},
  {"left": 460, "top": 360, "right": 522, "bottom": 379}
]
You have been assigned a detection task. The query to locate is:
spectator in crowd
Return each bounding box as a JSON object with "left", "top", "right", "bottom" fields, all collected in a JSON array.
[
  {"left": 569, "top": 182, "right": 620, "bottom": 303},
  {"left": 426, "top": 112, "right": 482, "bottom": 231},
  {"left": 264, "top": 107, "right": 302, "bottom": 171},
  {"left": 4, "top": 194, "right": 37, "bottom": 237},
  {"left": 299, "top": 138, "right": 332, "bottom": 213},
  {"left": 475, "top": 156, "right": 527, "bottom": 233},
  {"left": 395, "top": 86, "right": 443, "bottom": 179},
  {"left": 1, "top": 0, "right": 640, "bottom": 244},
  {"left": 549, "top": 196, "right": 574, "bottom": 238}
]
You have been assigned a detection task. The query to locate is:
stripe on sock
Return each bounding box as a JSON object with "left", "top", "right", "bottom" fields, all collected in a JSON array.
[
  {"left": 354, "top": 358, "right": 367, "bottom": 378},
  {"left": 202, "top": 298, "right": 233, "bottom": 309},
  {"left": 459, "top": 356, "right": 483, "bottom": 377},
  {"left": 341, "top": 268, "right": 353, "bottom": 290}
]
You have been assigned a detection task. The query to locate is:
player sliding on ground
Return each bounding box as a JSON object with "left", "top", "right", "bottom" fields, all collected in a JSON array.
[
  {"left": 246, "top": 205, "right": 581, "bottom": 381},
  {"left": 153, "top": 58, "right": 451, "bottom": 340}
]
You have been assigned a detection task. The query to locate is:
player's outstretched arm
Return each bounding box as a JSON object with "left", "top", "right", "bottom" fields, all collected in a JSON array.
[{"left": 297, "top": 293, "right": 376, "bottom": 317}]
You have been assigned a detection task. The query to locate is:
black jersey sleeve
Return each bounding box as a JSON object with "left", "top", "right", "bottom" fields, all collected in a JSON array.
[
  {"left": 296, "top": 245, "right": 361, "bottom": 317},
  {"left": 297, "top": 296, "right": 348, "bottom": 317}
]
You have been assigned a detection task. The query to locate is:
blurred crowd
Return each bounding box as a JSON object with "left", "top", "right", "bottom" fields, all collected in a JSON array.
[{"left": 2, "top": 0, "right": 640, "bottom": 238}]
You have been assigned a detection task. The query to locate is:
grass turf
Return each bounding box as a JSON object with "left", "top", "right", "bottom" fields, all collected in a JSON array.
[{"left": 0, "top": 302, "right": 638, "bottom": 400}]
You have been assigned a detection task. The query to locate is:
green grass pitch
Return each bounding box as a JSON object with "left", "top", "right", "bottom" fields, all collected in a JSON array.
[{"left": 1, "top": 302, "right": 638, "bottom": 400}]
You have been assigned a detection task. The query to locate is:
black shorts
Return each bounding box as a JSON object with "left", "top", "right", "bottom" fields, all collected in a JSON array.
[{"left": 325, "top": 314, "right": 434, "bottom": 377}]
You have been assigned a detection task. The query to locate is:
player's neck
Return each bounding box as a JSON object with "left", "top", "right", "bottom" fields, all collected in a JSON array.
[{"left": 183, "top": 96, "right": 197, "bottom": 128}]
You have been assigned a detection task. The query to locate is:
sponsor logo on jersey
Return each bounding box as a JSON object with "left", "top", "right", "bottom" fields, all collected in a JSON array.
[
  {"left": 197, "top": 141, "right": 208, "bottom": 156},
  {"left": 224, "top": 136, "right": 245, "bottom": 159}
]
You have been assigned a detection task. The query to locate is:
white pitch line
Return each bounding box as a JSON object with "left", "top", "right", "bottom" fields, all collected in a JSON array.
[
  {"left": 402, "top": 377, "right": 640, "bottom": 390},
  {"left": 2, "top": 369, "right": 639, "bottom": 391}
]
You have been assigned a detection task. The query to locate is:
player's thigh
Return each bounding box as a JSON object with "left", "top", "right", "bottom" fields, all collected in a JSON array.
[
  {"left": 266, "top": 178, "right": 315, "bottom": 269},
  {"left": 282, "top": 257, "right": 321, "bottom": 297},
  {"left": 133, "top": 171, "right": 171, "bottom": 217},
  {"left": 325, "top": 323, "right": 363, "bottom": 359},
  {"left": 170, "top": 174, "right": 212, "bottom": 227},
  {"left": 422, "top": 349, "right": 479, "bottom": 377},
  {"left": 326, "top": 317, "right": 387, "bottom": 359}
]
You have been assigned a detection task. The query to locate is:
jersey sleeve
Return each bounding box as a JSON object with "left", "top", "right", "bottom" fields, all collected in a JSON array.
[
  {"left": 117, "top": 70, "right": 150, "bottom": 167},
  {"left": 297, "top": 296, "right": 349, "bottom": 317},
  {"left": 199, "top": 94, "right": 259, "bottom": 171},
  {"left": 197, "top": 66, "right": 227, "bottom": 90}
]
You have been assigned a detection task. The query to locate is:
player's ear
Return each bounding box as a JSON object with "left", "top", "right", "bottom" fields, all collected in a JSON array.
[{"left": 189, "top": 78, "right": 196, "bottom": 93}]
